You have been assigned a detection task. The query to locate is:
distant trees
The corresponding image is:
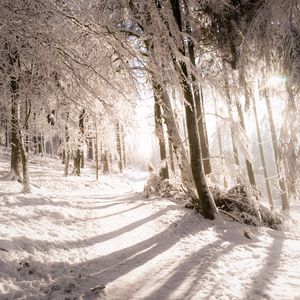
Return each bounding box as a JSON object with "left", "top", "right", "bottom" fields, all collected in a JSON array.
[{"left": 0, "top": 0, "right": 136, "bottom": 187}]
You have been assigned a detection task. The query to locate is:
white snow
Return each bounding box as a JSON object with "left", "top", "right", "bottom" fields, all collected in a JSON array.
[{"left": 1, "top": 155, "right": 300, "bottom": 300}]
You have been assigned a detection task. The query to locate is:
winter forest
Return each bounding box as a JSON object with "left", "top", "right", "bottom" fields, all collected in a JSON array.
[{"left": 0, "top": 0, "right": 300, "bottom": 299}]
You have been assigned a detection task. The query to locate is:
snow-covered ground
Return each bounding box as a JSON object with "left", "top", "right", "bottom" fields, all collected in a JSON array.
[{"left": 1, "top": 154, "right": 300, "bottom": 300}]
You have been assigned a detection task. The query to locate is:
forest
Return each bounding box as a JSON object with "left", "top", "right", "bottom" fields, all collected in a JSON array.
[{"left": 0, "top": 0, "right": 300, "bottom": 299}]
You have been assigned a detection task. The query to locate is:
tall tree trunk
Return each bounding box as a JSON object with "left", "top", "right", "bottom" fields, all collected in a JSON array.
[
  {"left": 24, "top": 99, "right": 30, "bottom": 153},
  {"left": 222, "top": 60, "right": 241, "bottom": 184},
  {"left": 80, "top": 110, "right": 85, "bottom": 169},
  {"left": 94, "top": 114, "right": 99, "bottom": 180},
  {"left": 262, "top": 78, "right": 289, "bottom": 210},
  {"left": 64, "top": 113, "right": 70, "bottom": 177},
  {"left": 8, "top": 44, "right": 22, "bottom": 181},
  {"left": 8, "top": 44, "right": 31, "bottom": 191},
  {"left": 79, "top": 109, "right": 85, "bottom": 170},
  {"left": 73, "top": 110, "right": 85, "bottom": 176},
  {"left": 5, "top": 121, "right": 10, "bottom": 148},
  {"left": 236, "top": 101, "right": 256, "bottom": 186},
  {"left": 73, "top": 149, "right": 81, "bottom": 176},
  {"left": 88, "top": 139, "right": 94, "bottom": 160},
  {"left": 196, "top": 84, "right": 212, "bottom": 175},
  {"left": 18, "top": 128, "right": 31, "bottom": 193},
  {"left": 238, "top": 71, "right": 257, "bottom": 186},
  {"left": 155, "top": 82, "right": 196, "bottom": 199},
  {"left": 37, "top": 134, "right": 44, "bottom": 156},
  {"left": 200, "top": 86, "right": 212, "bottom": 175},
  {"left": 170, "top": 0, "right": 217, "bottom": 219},
  {"left": 64, "top": 150, "right": 70, "bottom": 177},
  {"left": 153, "top": 82, "right": 169, "bottom": 179},
  {"left": 186, "top": 26, "right": 212, "bottom": 175},
  {"left": 255, "top": 82, "right": 274, "bottom": 209},
  {"left": 116, "top": 121, "right": 123, "bottom": 173},
  {"left": 121, "top": 125, "right": 126, "bottom": 168},
  {"left": 168, "top": 137, "right": 175, "bottom": 173},
  {"left": 280, "top": 81, "right": 298, "bottom": 198},
  {"left": 81, "top": 150, "right": 84, "bottom": 168},
  {"left": 213, "top": 96, "right": 228, "bottom": 188},
  {"left": 102, "top": 150, "right": 110, "bottom": 174},
  {"left": 10, "top": 94, "right": 22, "bottom": 180}
]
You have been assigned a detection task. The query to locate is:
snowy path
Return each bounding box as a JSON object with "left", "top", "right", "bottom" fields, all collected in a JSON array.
[{"left": 1, "top": 157, "right": 300, "bottom": 299}]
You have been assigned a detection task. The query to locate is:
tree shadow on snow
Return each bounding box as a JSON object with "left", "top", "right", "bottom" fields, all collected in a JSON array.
[
  {"left": 37, "top": 212, "right": 218, "bottom": 298},
  {"left": 243, "top": 236, "right": 284, "bottom": 300},
  {"left": 141, "top": 239, "right": 234, "bottom": 300},
  {"left": 0, "top": 211, "right": 208, "bottom": 298},
  {"left": 1, "top": 205, "right": 265, "bottom": 299},
  {"left": 0, "top": 204, "right": 178, "bottom": 255}
]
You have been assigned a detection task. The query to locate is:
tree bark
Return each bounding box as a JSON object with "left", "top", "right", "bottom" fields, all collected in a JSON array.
[
  {"left": 73, "top": 149, "right": 81, "bottom": 176},
  {"left": 262, "top": 78, "right": 289, "bottom": 210},
  {"left": 8, "top": 44, "right": 31, "bottom": 191},
  {"left": 94, "top": 114, "right": 99, "bottom": 180},
  {"left": 153, "top": 82, "right": 169, "bottom": 179},
  {"left": 10, "top": 92, "right": 22, "bottom": 180},
  {"left": 88, "top": 139, "right": 94, "bottom": 160},
  {"left": 121, "top": 125, "right": 126, "bottom": 168},
  {"left": 236, "top": 101, "right": 256, "bottom": 186},
  {"left": 158, "top": 84, "right": 195, "bottom": 195},
  {"left": 168, "top": 137, "right": 175, "bottom": 173},
  {"left": 186, "top": 27, "right": 212, "bottom": 175},
  {"left": 73, "top": 110, "right": 85, "bottom": 176},
  {"left": 213, "top": 95, "right": 228, "bottom": 188},
  {"left": 64, "top": 113, "right": 70, "bottom": 177},
  {"left": 255, "top": 82, "right": 274, "bottom": 209},
  {"left": 170, "top": 0, "right": 217, "bottom": 219},
  {"left": 222, "top": 60, "right": 241, "bottom": 184},
  {"left": 116, "top": 121, "right": 123, "bottom": 173}
]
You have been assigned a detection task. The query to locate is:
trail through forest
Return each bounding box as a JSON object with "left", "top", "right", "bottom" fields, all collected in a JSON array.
[{"left": 1, "top": 155, "right": 300, "bottom": 300}]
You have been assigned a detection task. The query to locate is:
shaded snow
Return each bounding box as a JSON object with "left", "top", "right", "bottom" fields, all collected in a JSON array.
[{"left": 0, "top": 155, "right": 300, "bottom": 299}]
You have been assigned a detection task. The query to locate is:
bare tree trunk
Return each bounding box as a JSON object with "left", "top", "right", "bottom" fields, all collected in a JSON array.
[
  {"left": 73, "top": 149, "right": 81, "bottom": 176},
  {"left": 255, "top": 82, "right": 274, "bottom": 209},
  {"left": 8, "top": 44, "right": 22, "bottom": 181},
  {"left": 200, "top": 86, "right": 212, "bottom": 175},
  {"left": 73, "top": 110, "right": 85, "bottom": 176},
  {"left": 8, "top": 44, "right": 31, "bottom": 191},
  {"left": 102, "top": 150, "right": 110, "bottom": 174},
  {"left": 10, "top": 96, "right": 22, "bottom": 180},
  {"left": 186, "top": 30, "right": 212, "bottom": 175},
  {"left": 64, "top": 113, "right": 70, "bottom": 177},
  {"left": 237, "top": 72, "right": 257, "bottom": 186},
  {"left": 80, "top": 110, "right": 85, "bottom": 169},
  {"left": 262, "top": 78, "right": 289, "bottom": 210},
  {"left": 236, "top": 101, "right": 256, "bottom": 186},
  {"left": 94, "top": 114, "right": 99, "bottom": 180},
  {"left": 280, "top": 81, "right": 299, "bottom": 198},
  {"left": 38, "top": 134, "right": 44, "bottom": 156},
  {"left": 170, "top": 0, "right": 217, "bottom": 219},
  {"left": 88, "top": 139, "right": 94, "bottom": 160},
  {"left": 5, "top": 122, "right": 10, "bottom": 148},
  {"left": 197, "top": 84, "right": 212, "bottom": 175},
  {"left": 64, "top": 150, "right": 70, "bottom": 177},
  {"left": 19, "top": 128, "right": 31, "bottom": 193},
  {"left": 168, "top": 137, "right": 175, "bottom": 173},
  {"left": 213, "top": 96, "right": 228, "bottom": 188},
  {"left": 81, "top": 151, "right": 84, "bottom": 168},
  {"left": 121, "top": 125, "right": 126, "bottom": 168},
  {"left": 116, "top": 121, "right": 123, "bottom": 173},
  {"left": 24, "top": 99, "right": 30, "bottom": 153},
  {"left": 222, "top": 60, "right": 241, "bottom": 184},
  {"left": 153, "top": 82, "right": 169, "bottom": 179},
  {"left": 155, "top": 82, "right": 196, "bottom": 198}
]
